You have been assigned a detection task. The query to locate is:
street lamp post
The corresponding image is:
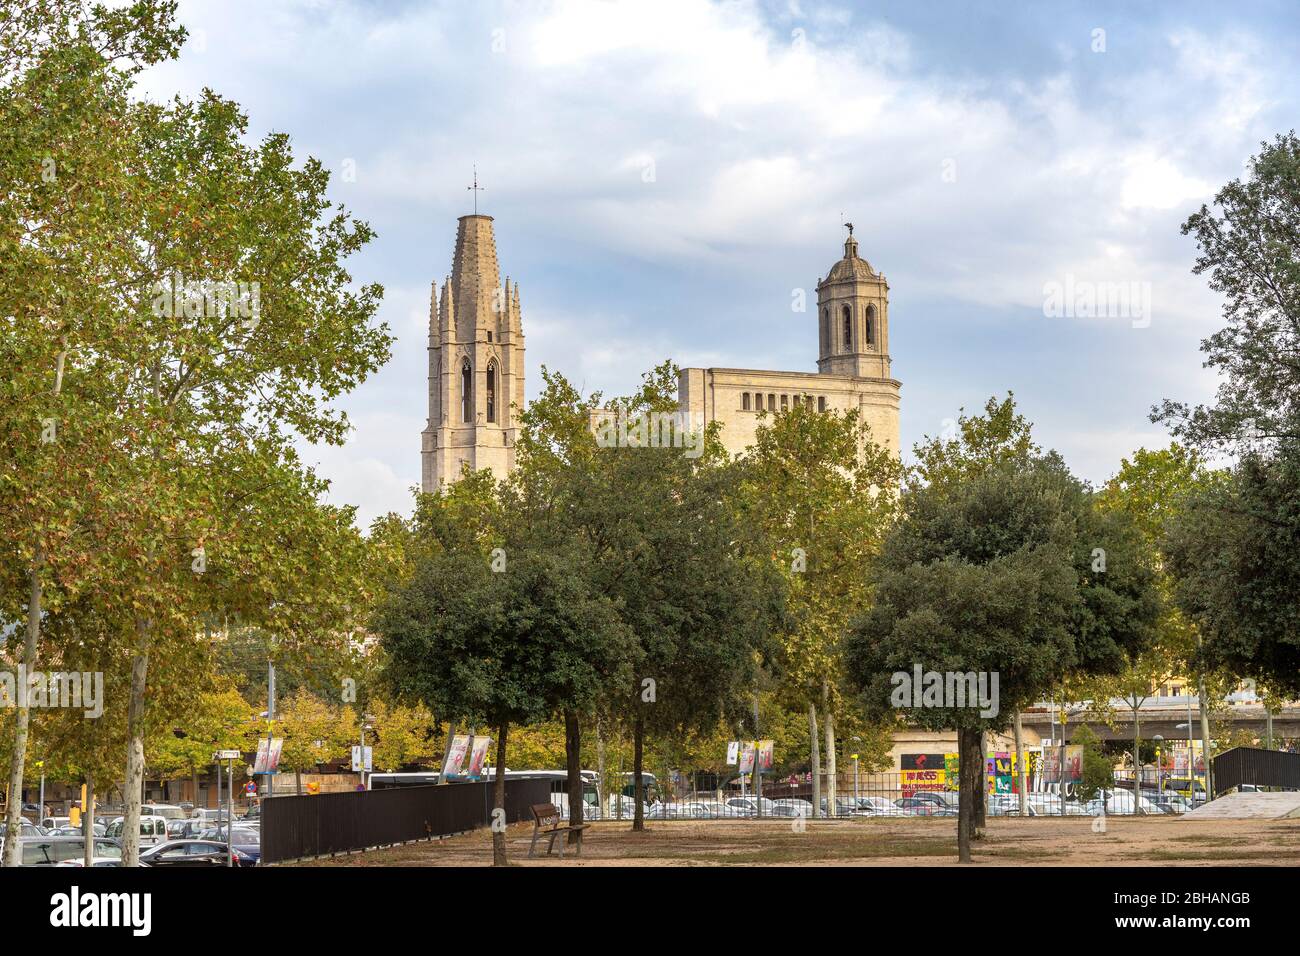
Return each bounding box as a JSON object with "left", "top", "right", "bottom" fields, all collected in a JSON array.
[
  {"left": 851, "top": 736, "right": 861, "bottom": 803},
  {"left": 1153, "top": 735, "right": 1164, "bottom": 795}
]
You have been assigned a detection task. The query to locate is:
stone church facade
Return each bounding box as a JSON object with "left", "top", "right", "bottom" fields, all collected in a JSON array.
[
  {"left": 421, "top": 219, "right": 899, "bottom": 488},
  {"left": 678, "top": 228, "right": 901, "bottom": 458}
]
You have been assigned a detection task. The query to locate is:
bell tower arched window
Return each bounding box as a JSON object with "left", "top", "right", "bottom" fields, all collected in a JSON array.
[
  {"left": 842, "top": 305, "right": 852, "bottom": 351},
  {"left": 461, "top": 359, "right": 473, "bottom": 423},
  {"left": 486, "top": 360, "right": 498, "bottom": 423},
  {"left": 866, "top": 303, "right": 877, "bottom": 348}
]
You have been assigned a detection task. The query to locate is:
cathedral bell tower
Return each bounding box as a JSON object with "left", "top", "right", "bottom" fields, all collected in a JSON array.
[
  {"left": 816, "top": 224, "right": 891, "bottom": 380},
  {"left": 420, "top": 214, "right": 525, "bottom": 490}
]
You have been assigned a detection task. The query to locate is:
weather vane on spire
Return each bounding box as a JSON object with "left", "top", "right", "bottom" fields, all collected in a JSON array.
[{"left": 468, "top": 165, "right": 485, "bottom": 215}]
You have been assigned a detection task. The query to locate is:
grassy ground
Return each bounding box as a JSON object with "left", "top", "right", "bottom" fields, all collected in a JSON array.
[{"left": 288, "top": 816, "right": 1300, "bottom": 867}]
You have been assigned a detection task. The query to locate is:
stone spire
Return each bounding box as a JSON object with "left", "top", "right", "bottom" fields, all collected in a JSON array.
[
  {"left": 422, "top": 213, "right": 525, "bottom": 492},
  {"left": 449, "top": 215, "right": 501, "bottom": 330}
]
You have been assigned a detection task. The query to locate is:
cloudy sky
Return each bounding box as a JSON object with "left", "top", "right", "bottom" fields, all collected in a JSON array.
[{"left": 135, "top": 0, "right": 1299, "bottom": 527}]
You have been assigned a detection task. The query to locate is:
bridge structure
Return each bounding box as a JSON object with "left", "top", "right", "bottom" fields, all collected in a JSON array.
[{"left": 1017, "top": 696, "right": 1300, "bottom": 745}]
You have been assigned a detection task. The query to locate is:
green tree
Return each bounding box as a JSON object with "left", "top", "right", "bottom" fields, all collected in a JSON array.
[
  {"left": 0, "top": 0, "right": 187, "bottom": 867},
  {"left": 1152, "top": 133, "right": 1300, "bottom": 707},
  {"left": 376, "top": 543, "right": 628, "bottom": 865},
  {"left": 1073, "top": 724, "right": 1113, "bottom": 804},
  {"left": 845, "top": 400, "right": 1159, "bottom": 862},
  {"left": 737, "top": 398, "right": 901, "bottom": 816}
]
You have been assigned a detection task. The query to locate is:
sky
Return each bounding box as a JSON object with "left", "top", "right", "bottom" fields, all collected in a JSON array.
[{"left": 132, "top": 0, "right": 1300, "bottom": 528}]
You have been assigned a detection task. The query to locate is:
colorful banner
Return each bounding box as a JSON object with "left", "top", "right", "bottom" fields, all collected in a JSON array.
[
  {"left": 738, "top": 741, "right": 756, "bottom": 775},
  {"left": 253, "top": 737, "right": 283, "bottom": 774},
  {"left": 756, "top": 739, "right": 774, "bottom": 774},
  {"left": 442, "top": 733, "right": 470, "bottom": 779},
  {"left": 467, "top": 735, "right": 491, "bottom": 780}
]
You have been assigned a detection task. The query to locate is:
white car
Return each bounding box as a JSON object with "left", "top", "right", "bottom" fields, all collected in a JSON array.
[
  {"left": 724, "top": 796, "right": 779, "bottom": 817},
  {"left": 770, "top": 798, "right": 815, "bottom": 818},
  {"left": 104, "top": 815, "right": 170, "bottom": 847},
  {"left": 1086, "top": 789, "right": 1162, "bottom": 815}
]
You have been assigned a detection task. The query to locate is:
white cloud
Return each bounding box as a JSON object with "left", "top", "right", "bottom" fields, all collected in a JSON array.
[{"left": 129, "top": 1, "right": 1293, "bottom": 522}]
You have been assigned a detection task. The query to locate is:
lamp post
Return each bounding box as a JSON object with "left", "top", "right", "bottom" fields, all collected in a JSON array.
[
  {"left": 1153, "top": 735, "right": 1164, "bottom": 795},
  {"left": 851, "top": 736, "right": 861, "bottom": 804}
]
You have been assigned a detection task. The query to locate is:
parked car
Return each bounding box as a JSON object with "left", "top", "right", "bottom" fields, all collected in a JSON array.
[
  {"left": 142, "top": 803, "right": 188, "bottom": 821},
  {"left": 16, "top": 836, "right": 123, "bottom": 866},
  {"left": 895, "top": 797, "right": 957, "bottom": 816},
  {"left": 988, "top": 794, "right": 1035, "bottom": 816},
  {"left": 1086, "top": 789, "right": 1163, "bottom": 816},
  {"left": 55, "top": 857, "right": 139, "bottom": 868},
  {"left": 906, "top": 791, "right": 956, "bottom": 809},
  {"left": 1165, "top": 778, "right": 1208, "bottom": 804},
  {"left": 104, "top": 815, "right": 170, "bottom": 847},
  {"left": 198, "top": 825, "right": 261, "bottom": 864},
  {"left": 1142, "top": 790, "right": 1192, "bottom": 814},
  {"left": 694, "top": 800, "right": 748, "bottom": 818},
  {"left": 770, "top": 798, "right": 815, "bottom": 818},
  {"left": 724, "top": 796, "right": 779, "bottom": 817},
  {"left": 41, "top": 816, "right": 71, "bottom": 831},
  {"left": 141, "top": 839, "right": 254, "bottom": 867}
]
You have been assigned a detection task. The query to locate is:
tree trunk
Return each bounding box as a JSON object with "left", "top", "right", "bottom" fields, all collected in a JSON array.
[
  {"left": 632, "top": 711, "right": 645, "bottom": 832},
  {"left": 2, "top": 549, "right": 43, "bottom": 868},
  {"left": 82, "top": 773, "right": 95, "bottom": 868},
  {"left": 595, "top": 717, "right": 607, "bottom": 818},
  {"left": 1014, "top": 712, "right": 1028, "bottom": 817},
  {"left": 492, "top": 722, "right": 508, "bottom": 866},
  {"left": 974, "top": 730, "right": 986, "bottom": 836},
  {"left": 123, "top": 618, "right": 151, "bottom": 866},
  {"left": 808, "top": 702, "right": 821, "bottom": 818},
  {"left": 1132, "top": 704, "right": 1143, "bottom": 809},
  {"left": 564, "top": 709, "right": 583, "bottom": 843},
  {"left": 823, "top": 682, "right": 836, "bottom": 818},
  {"left": 957, "top": 727, "right": 973, "bottom": 863},
  {"left": 1197, "top": 674, "right": 1213, "bottom": 798}
]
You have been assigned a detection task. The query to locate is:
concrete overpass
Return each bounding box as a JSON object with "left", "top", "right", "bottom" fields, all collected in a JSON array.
[{"left": 1018, "top": 697, "right": 1300, "bottom": 744}]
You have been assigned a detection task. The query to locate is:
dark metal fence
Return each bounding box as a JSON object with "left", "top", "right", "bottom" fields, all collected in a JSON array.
[
  {"left": 261, "top": 779, "right": 550, "bottom": 864},
  {"left": 1212, "top": 746, "right": 1300, "bottom": 795}
]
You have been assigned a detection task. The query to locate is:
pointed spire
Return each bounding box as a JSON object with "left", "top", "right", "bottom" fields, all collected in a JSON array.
[
  {"left": 428, "top": 281, "right": 438, "bottom": 339},
  {"left": 511, "top": 281, "right": 521, "bottom": 330},
  {"left": 439, "top": 274, "right": 455, "bottom": 331}
]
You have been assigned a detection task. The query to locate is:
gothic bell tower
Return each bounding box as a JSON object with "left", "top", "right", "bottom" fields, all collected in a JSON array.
[
  {"left": 816, "top": 224, "right": 891, "bottom": 380},
  {"left": 420, "top": 214, "right": 525, "bottom": 490}
]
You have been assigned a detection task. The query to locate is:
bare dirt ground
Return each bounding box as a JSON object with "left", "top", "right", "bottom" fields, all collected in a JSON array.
[{"left": 290, "top": 815, "right": 1300, "bottom": 867}]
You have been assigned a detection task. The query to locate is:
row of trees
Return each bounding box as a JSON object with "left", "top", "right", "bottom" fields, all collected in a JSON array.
[{"left": 1, "top": 1, "right": 390, "bottom": 865}]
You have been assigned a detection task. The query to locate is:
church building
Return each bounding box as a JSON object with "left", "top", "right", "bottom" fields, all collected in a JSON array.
[
  {"left": 678, "top": 225, "right": 901, "bottom": 458},
  {"left": 421, "top": 217, "right": 899, "bottom": 489}
]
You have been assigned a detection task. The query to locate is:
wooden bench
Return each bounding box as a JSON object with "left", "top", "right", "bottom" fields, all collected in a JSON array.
[{"left": 527, "top": 803, "right": 590, "bottom": 858}]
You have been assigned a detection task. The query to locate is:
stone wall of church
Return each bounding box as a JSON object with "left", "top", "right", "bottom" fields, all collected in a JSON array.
[{"left": 679, "top": 366, "right": 900, "bottom": 459}]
